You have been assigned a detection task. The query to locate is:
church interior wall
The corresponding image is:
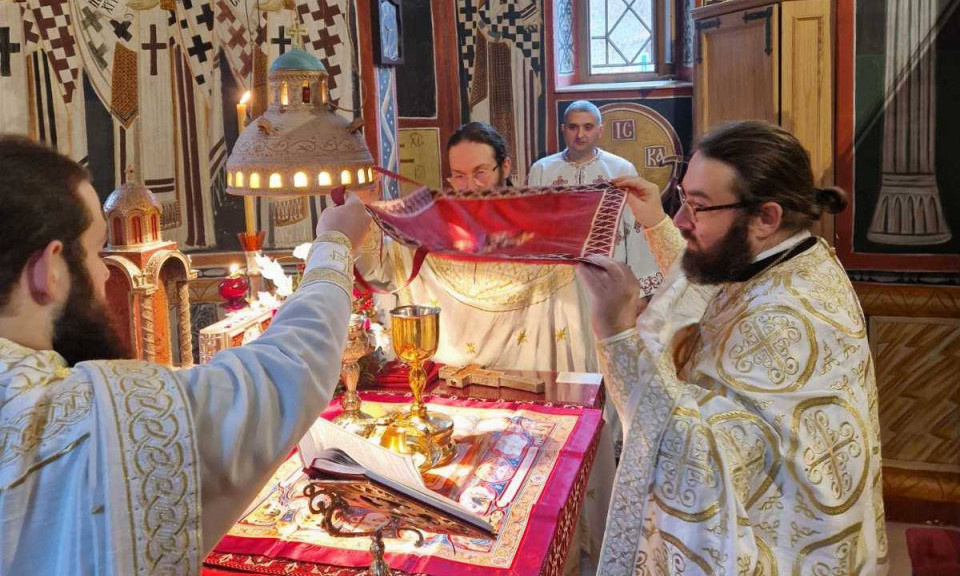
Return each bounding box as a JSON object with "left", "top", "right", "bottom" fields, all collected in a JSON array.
[{"left": 835, "top": 0, "right": 960, "bottom": 527}]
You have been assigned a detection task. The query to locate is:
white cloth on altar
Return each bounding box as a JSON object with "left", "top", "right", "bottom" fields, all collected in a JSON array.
[
  {"left": 527, "top": 148, "right": 659, "bottom": 283},
  {"left": 362, "top": 240, "right": 596, "bottom": 372},
  {"left": 0, "top": 239, "right": 353, "bottom": 575},
  {"left": 595, "top": 220, "right": 887, "bottom": 575}
]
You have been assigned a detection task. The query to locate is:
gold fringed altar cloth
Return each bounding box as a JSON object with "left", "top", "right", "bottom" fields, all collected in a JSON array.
[{"left": 204, "top": 394, "right": 603, "bottom": 576}]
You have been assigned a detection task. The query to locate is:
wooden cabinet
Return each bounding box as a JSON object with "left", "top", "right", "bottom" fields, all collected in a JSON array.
[{"left": 693, "top": 0, "right": 834, "bottom": 238}]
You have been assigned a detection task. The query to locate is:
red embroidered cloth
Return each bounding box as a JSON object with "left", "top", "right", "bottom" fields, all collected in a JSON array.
[
  {"left": 366, "top": 184, "right": 626, "bottom": 265},
  {"left": 204, "top": 395, "right": 603, "bottom": 576}
]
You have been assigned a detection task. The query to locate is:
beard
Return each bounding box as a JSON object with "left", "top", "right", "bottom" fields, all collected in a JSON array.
[
  {"left": 680, "top": 218, "right": 754, "bottom": 284},
  {"left": 53, "top": 262, "right": 130, "bottom": 366}
]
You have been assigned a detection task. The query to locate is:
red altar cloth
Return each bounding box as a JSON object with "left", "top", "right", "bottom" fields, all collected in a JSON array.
[
  {"left": 204, "top": 394, "right": 603, "bottom": 576},
  {"left": 365, "top": 184, "right": 627, "bottom": 265}
]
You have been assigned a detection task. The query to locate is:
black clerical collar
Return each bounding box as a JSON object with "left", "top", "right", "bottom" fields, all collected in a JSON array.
[{"left": 730, "top": 236, "right": 818, "bottom": 283}]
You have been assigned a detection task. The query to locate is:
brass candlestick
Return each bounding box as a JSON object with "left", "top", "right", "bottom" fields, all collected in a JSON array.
[
  {"left": 380, "top": 306, "right": 456, "bottom": 470},
  {"left": 333, "top": 315, "right": 376, "bottom": 437}
]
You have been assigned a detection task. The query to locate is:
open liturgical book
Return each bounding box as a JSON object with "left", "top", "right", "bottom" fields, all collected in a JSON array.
[{"left": 298, "top": 418, "right": 495, "bottom": 539}]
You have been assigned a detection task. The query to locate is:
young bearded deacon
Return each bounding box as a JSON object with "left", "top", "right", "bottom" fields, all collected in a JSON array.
[{"left": 0, "top": 136, "right": 371, "bottom": 574}]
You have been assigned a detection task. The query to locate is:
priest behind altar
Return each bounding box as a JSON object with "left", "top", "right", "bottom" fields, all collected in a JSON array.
[
  {"left": 359, "top": 122, "right": 600, "bottom": 374},
  {"left": 527, "top": 100, "right": 658, "bottom": 281},
  {"left": 580, "top": 122, "right": 887, "bottom": 575},
  {"left": 0, "top": 136, "right": 372, "bottom": 574}
]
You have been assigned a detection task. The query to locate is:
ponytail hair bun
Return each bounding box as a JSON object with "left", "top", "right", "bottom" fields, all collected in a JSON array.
[{"left": 815, "top": 186, "right": 848, "bottom": 214}]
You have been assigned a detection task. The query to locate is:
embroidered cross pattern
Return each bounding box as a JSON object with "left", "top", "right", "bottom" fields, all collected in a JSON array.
[
  {"left": 227, "top": 25, "right": 246, "bottom": 49},
  {"left": 86, "top": 39, "right": 108, "bottom": 68},
  {"left": 478, "top": 0, "right": 542, "bottom": 73},
  {"left": 657, "top": 418, "right": 719, "bottom": 509},
  {"left": 196, "top": 4, "right": 215, "bottom": 31},
  {"left": 187, "top": 34, "right": 213, "bottom": 64},
  {"left": 297, "top": 1, "right": 343, "bottom": 90},
  {"left": 0, "top": 27, "right": 21, "bottom": 77},
  {"left": 456, "top": 0, "right": 479, "bottom": 85},
  {"left": 801, "top": 410, "right": 862, "bottom": 500},
  {"left": 32, "top": 0, "right": 80, "bottom": 102},
  {"left": 729, "top": 313, "right": 803, "bottom": 386},
  {"left": 110, "top": 18, "right": 132, "bottom": 42},
  {"left": 716, "top": 424, "right": 767, "bottom": 502},
  {"left": 141, "top": 24, "right": 166, "bottom": 76},
  {"left": 271, "top": 26, "right": 291, "bottom": 54},
  {"left": 80, "top": 6, "right": 103, "bottom": 32},
  {"left": 215, "top": 0, "right": 233, "bottom": 24}
]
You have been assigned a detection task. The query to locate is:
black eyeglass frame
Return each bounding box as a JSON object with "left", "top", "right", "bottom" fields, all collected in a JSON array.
[{"left": 676, "top": 182, "right": 756, "bottom": 219}]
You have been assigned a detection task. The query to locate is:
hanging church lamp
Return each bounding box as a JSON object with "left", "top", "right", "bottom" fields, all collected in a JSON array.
[{"left": 225, "top": 47, "right": 375, "bottom": 200}]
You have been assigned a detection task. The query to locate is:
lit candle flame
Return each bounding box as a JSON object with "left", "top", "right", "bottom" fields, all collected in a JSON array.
[{"left": 239, "top": 91, "right": 251, "bottom": 105}]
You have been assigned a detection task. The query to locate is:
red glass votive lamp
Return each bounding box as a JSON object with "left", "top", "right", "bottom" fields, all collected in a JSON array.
[{"left": 219, "top": 274, "right": 249, "bottom": 312}]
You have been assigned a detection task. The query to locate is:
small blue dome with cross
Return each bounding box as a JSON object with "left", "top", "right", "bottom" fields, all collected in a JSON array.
[{"left": 270, "top": 49, "right": 326, "bottom": 73}]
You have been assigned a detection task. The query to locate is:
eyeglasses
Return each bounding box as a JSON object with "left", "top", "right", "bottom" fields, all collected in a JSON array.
[
  {"left": 446, "top": 163, "right": 500, "bottom": 189},
  {"left": 677, "top": 183, "right": 753, "bottom": 224}
]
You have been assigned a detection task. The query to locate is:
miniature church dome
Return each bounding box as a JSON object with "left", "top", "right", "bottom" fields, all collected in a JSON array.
[
  {"left": 104, "top": 176, "right": 163, "bottom": 248},
  {"left": 226, "top": 44, "right": 375, "bottom": 197}
]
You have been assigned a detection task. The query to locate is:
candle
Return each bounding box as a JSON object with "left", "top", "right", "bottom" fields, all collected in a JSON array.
[
  {"left": 236, "top": 91, "right": 251, "bottom": 131},
  {"left": 237, "top": 91, "right": 256, "bottom": 236}
]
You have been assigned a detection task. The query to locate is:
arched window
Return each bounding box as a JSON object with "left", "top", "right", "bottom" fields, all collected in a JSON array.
[
  {"left": 301, "top": 80, "right": 311, "bottom": 104},
  {"left": 151, "top": 214, "right": 159, "bottom": 240},
  {"left": 131, "top": 215, "right": 143, "bottom": 244},
  {"left": 112, "top": 216, "right": 123, "bottom": 246}
]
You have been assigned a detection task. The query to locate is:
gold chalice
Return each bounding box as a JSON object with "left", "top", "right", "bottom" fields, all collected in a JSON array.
[
  {"left": 380, "top": 305, "right": 456, "bottom": 470},
  {"left": 333, "top": 315, "right": 376, "bottom": 437}
]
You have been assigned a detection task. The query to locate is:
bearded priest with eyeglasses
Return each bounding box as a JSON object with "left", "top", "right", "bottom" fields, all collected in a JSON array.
[{"left": 579, "top": 121, "right": 887, "bottom": 575}]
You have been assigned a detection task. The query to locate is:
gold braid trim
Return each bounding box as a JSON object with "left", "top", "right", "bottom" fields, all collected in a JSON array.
[
  {"left": 315, "top": 231, "right": 352, "bottom": 250},
  {"left": 300, "top": 267, "right": 353, "bottom": 297},
  {"left": 644, "top": 216, "right": 685, "bottom": 274},
  {"left": 91, "top": 360, "right": 201, "bottom": 575},
  {"left": 306, "top": 231, "right": 354, "bottom": 261}
]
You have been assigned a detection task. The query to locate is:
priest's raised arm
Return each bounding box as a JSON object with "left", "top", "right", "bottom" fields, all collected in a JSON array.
[{"left": 0, "top": 136, "right": 372, "bottom": 576}]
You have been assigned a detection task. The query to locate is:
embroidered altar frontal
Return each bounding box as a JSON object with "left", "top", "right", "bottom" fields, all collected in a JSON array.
[{"left": 206, "top": 396, "right": 603, "bottom": 576}]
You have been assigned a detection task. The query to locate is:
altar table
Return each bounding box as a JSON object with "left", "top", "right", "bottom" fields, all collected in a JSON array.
[{"left": 203, "top": 385, "right": 604, "bottom": 576}]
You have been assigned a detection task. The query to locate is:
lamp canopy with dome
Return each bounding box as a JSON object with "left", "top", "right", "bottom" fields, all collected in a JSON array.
[{"left": 225, "top": 46, "right": 376, "bottom": 197}]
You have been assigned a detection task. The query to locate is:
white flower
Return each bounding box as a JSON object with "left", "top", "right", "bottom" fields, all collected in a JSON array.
[
  {"left": 293, "top": 242, "right": 312, "bottom": 261},
  {"left": 254, "top": 291, "right": 281, "bottom": 310},
  {"left": 255, "top": 253, "right": 293, "bottom": 297},
  {"left": 368, "top": 322, "right": 392, "bottom": 354}
]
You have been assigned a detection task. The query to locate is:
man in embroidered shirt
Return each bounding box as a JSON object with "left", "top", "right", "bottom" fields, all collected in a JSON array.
[
  {"left": 0, "top": 136, "right": 372, "bottom": 574},
  {"left": 527, "top": 100, "right": 658, "bottom": 283},
  {"left": 579, "top": 122, "right": 886, "bottom": 575}
]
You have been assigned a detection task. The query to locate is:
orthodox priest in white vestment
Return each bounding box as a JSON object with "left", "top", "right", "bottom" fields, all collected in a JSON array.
[
  {"left": 0, "top": 229, "right": 357, "bottom": 574},
  {"left": 585, "top": 122, "right": 887, "bottom": 575}
]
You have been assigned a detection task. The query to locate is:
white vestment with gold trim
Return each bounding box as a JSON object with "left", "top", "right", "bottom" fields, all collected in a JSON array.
[
  {"left": 0, "top": 238, "right": 354, "bottom": 574},
  {"left": 595, "top": 219, "right": 887, "bottom": 575}
]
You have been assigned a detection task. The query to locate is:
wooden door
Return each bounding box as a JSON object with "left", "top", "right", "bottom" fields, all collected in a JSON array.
[
  {"left": 781, "top": 0, "right": 834, "bottom": 241},
  {"left": 694, "top": 3, "right": 780, "bottom": 136},
  {"left": 782, "top": 0, "right": 833, "bottom": 187}
]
